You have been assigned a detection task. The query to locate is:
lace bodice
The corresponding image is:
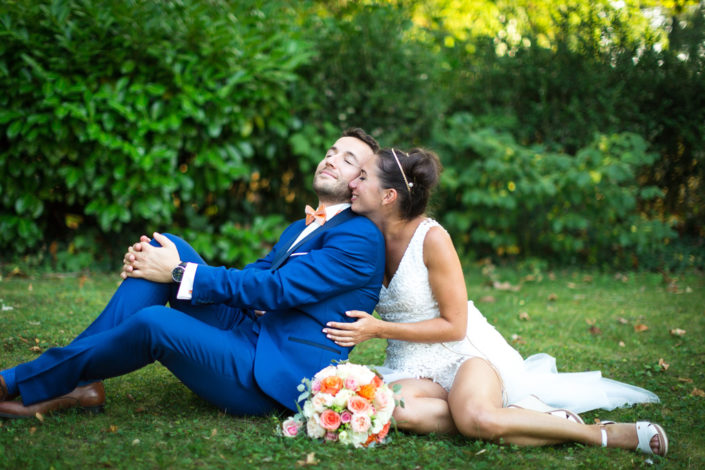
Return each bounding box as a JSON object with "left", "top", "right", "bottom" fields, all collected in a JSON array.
[
  {"left": 377, "top": 219, "right": 470, "bottom": 389},
  {"left": 377, "top": 218, "right": 440, "bottom": 322}
]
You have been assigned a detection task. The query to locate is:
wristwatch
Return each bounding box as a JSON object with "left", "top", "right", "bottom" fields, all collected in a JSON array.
[{"left": 171, "top": 261, "right": 188, "bottom": 283}]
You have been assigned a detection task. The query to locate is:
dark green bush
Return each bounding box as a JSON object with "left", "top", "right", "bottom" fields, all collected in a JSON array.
[
  {"left": 0, "top": 0, "right": 310, "bottom": 267},
  {"left": 440, "top": 4, "right": 705, "bottom": 240},
  {"left": 291, "top": 0, "right": 447, "bottom": 146},
  {"left": 432, "top": 113, "right": 677, "bottom": 267}
]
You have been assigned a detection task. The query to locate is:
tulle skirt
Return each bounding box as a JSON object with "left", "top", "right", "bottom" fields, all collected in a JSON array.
[{"left": 376, "top": 301, "right": 659, "bottom": 414}]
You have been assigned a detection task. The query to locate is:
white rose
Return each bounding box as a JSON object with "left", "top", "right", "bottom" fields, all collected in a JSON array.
[
  {"left": 351, "top": 431, "right": 369, "bottom": 448},
  {"left": 311, "top": 392, "right": 334, "bottom": 413},
  {"left": 332, "top": 388, "right": 354, "bottom": 408},
  {"left": 313, "top": 365, "right": 337, "bottom": 381},
  {"left": 306, "top": 415, "right": 326, "bottom": 439}
]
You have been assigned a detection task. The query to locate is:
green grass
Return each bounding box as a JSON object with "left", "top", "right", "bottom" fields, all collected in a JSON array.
[{"left": 0, "top": 266, "right": 703, "bottom": 469}]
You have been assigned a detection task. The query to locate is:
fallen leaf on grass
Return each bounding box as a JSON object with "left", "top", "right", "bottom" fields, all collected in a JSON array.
[
  {"left": 510, "top": 334, "right": 525, "bottom": 344},
  {"left": 132, "top": 439, "right": 140, "bottom": 445},
  {"left": 29, "top": 346, "right": 42, "bottom": 353},
  {"left": 30, "top": 427, "right": 37, "bottom": 435},
  {"left": 108, "top": 425, "right": 118, "bottom": 433},
  {"left": 547, "top": 293, "right": 557, "bottom": 301},
  {"left": 28, "top": 283, "right": 32, "bottom": 291},
  {"left": 618, "top": 341, "right": 625, "bottom": 347},
  {"left": 518, "top": 312, "right": 530, "bottom": 321},
  {"left": 585, "top": 318, "right": 597, "bottom": 326},
  {"left": 479, "top": 296, "right": 496, "bottom": 303},
  {"left": 666, "top": 282, "right": 679, "bottom": 293},
  {"left": 79, "top": 275, "right": 88, "bottom": 289},
  {"left": 658, "top": 358, "right": 669, "bottom": 371},
  {"left": 670, "top": 328, "right": 686, "bottom": 336},
  {"left": 566, "top": 282, "right": 577, "bottom": 289},
  {"left": 297, "top": 453, "right": 319, "bottom": 466},
  {"left": 614, "top": 273, "right": 629, "bottom": 282},
  {"left": 210, "top": 428, "right": 218, "bottom": 438},
  {"left": 35, "top": 412, "right": 44, "bottom": 423},
  {"left": 691, "top": 388, "right": 705, "bottom": 398},
  {"left": 475, "top": 449, "right": 487, "bottom": 456},
  {"left": 678, "top": 377, "right": 693, "bottom": 383},
  {"left": 492, "top": 281, "right": 520, "bottom": 292},
  {"left": 589, "top": 326, "right": 602, "bottom": 336},
  {"left": 582, "top": 275, "right": 593, "bottom": 283},
  {"left": 617, "top": 317, "right": 628, "bottom": 325},
  {"left": 633, "top": 323, "right": 649, "bottom": 332}
]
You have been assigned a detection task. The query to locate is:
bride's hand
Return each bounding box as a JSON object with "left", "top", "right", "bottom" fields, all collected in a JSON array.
[{"left": 323, "top": 310, "right": 379, "bottom": 347}]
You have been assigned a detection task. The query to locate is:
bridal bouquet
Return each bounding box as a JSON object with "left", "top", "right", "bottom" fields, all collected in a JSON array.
[{"left": 280, "top": 362, "right": 397, "bottom": 448}]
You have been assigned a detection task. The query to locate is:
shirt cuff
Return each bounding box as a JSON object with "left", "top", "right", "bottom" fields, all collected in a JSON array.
[{"left": 176, "top": 262, "right": 198, "bottom": 300}]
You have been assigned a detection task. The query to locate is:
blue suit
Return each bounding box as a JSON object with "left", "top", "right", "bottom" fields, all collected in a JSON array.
[{"left": 13, "top": 209, "right": 385, "bottom": 414}]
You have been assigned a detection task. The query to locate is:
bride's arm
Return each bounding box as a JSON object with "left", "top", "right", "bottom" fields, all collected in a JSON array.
[{"left": 324, "top": 226, "right": 468, "bottom": 347}]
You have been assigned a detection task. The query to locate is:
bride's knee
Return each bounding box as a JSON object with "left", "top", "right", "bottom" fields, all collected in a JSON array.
[{"left": 452, "top": 405, "right": 504, "bottom": 440}]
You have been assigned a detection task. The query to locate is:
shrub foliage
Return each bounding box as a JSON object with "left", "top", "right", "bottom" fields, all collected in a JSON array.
[{"left": 0, "top": 0, "right": 701, "bottom": 270}]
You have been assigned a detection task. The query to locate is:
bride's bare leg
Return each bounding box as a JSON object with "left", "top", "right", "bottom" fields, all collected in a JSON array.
[
  {"left": 448, "top": 358, "right": 663, "bottom": 453},
  {"left": 391, "top": 378, "right": 457, "bottom": 434}
]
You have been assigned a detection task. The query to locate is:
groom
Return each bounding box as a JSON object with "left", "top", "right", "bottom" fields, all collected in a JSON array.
[{"left": 0, "top": 128, "right": 385, "bottom": 418}]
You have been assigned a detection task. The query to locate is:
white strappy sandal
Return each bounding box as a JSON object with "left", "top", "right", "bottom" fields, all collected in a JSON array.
[
  {"left": 599, "top": 420, "right": 669, "bottom": 457},
  {"left": 508, "top": 394, "right": 585, "bottom": 425}
]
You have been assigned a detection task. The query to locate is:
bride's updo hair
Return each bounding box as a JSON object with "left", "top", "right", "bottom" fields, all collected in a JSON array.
[{"left": 376, "top": 147, "right": 442, "bottom": 220}]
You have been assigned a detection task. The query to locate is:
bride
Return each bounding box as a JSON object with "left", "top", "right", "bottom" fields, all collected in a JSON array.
[{"left": 322, "top": 147, "right": 668, "bottom": 456}]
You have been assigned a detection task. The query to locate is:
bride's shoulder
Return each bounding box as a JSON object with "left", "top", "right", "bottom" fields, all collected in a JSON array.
[{"left": 422, "top": 221, "right": 454, "bottom": 253}]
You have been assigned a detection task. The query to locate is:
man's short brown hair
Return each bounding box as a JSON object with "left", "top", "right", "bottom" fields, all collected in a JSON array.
[{"left": 342, "top": 128, "right": 380, "bottom": 154}]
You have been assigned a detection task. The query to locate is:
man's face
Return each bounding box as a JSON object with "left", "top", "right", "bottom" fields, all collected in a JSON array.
[{"left": 313, "top": 136, "right": 375, "bottom": 203}]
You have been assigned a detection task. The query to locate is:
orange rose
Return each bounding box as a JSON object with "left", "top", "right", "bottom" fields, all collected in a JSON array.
[
  {"left": 372, "top": 375, "right": 383, "bottom": 388},
  {"left": 376, "top": 421, "right": 391, "bottom": 441},
  {"left": 357, "top": 383, "right": 376, "bottom": 401},
  {"left": 320, "top": 375, "right": 344, "bottom": 396},
  {"left": 319, "top": 409, "right": 342, "bottom": 431}
]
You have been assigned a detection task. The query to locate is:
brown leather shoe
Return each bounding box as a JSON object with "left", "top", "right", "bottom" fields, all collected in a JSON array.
[{"left": 0, "top": 382, "right": 105, "bottom": 419}]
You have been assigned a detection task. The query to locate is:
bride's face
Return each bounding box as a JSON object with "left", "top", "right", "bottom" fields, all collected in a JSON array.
[{"left": 349, "top": 154, "right": 385, "bottom": 217}]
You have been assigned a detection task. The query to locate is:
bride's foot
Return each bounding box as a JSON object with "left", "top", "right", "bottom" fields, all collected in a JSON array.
[{"left": 599, "top": 421, "right": 668, "bottom": 456}]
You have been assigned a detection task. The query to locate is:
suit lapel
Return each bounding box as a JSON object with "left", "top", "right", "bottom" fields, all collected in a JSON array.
[{"left": 270, "top": 209, "right": 355, "bottom": 270}]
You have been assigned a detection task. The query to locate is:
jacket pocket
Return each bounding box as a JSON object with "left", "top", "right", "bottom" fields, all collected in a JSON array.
[{"left": 288, "top": 336, "right": 341, "bottom": 355}]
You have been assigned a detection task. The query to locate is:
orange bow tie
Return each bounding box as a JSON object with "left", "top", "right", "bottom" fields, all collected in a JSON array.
[{"left": 305, "top": 204, "right": 327, "bottom": 226}]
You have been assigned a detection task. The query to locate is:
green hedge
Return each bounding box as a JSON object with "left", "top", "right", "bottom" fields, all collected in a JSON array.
[
  {"left": 0, "top": 0, "right": 308, "bottom": 269},
  {"left": 432, "top": 113, "right": 677, "bottom": 268},
  {"left": 0, "top": 0, "right": 701, "bottom": 271}
]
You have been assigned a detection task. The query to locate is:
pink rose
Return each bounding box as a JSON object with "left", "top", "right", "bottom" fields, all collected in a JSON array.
[
  {"left": 319, "top": 409, "right": 342, "bottom": 431},
  {"left": 344, "top": 377, "right": 358, "bottom": 390},
  {"left": 351, "top": 413, "right": 371, "bottom": 433},
  {"left": 340, "top": 410, "right": 352, "bottom": 424},
  {"left": 373, "top": 387, "right": 393, "bottom": 413},
  {"left": 347, "top": 395, "right": 371, "bottom": 414},
  {"left": 281, "top": 418, "right": 301, "bottom": 437},
  {"left": 311, "top": 379, "right": 321, "bottom": 393}
]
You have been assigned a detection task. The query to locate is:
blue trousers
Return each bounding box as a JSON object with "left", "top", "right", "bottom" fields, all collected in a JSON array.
[{"left": 13, "top": 235, "right": 280, "bottom": 416}]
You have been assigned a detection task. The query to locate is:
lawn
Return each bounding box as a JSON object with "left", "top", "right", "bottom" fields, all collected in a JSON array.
[{"left": 0, "top": 264, "right": 703, "bottom": 469}]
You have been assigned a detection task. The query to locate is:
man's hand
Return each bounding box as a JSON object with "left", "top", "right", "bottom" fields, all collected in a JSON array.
[{"left": 121, "top": 232, "right": 180, "bottom": 283}]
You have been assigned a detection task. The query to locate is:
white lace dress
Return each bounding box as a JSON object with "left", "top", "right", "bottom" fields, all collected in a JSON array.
[{"left": 375, "top": 219, "right": 659, "bottom": 413}]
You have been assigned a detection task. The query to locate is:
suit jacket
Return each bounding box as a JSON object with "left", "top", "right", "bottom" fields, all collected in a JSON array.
[{"left": 190, "top": 209, "right": 385, "bottom": 410}]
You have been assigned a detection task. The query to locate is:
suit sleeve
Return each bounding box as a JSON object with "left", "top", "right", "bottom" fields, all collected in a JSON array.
[{"left": 190, "top": 222, "right": 381, "bottom": 310}]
